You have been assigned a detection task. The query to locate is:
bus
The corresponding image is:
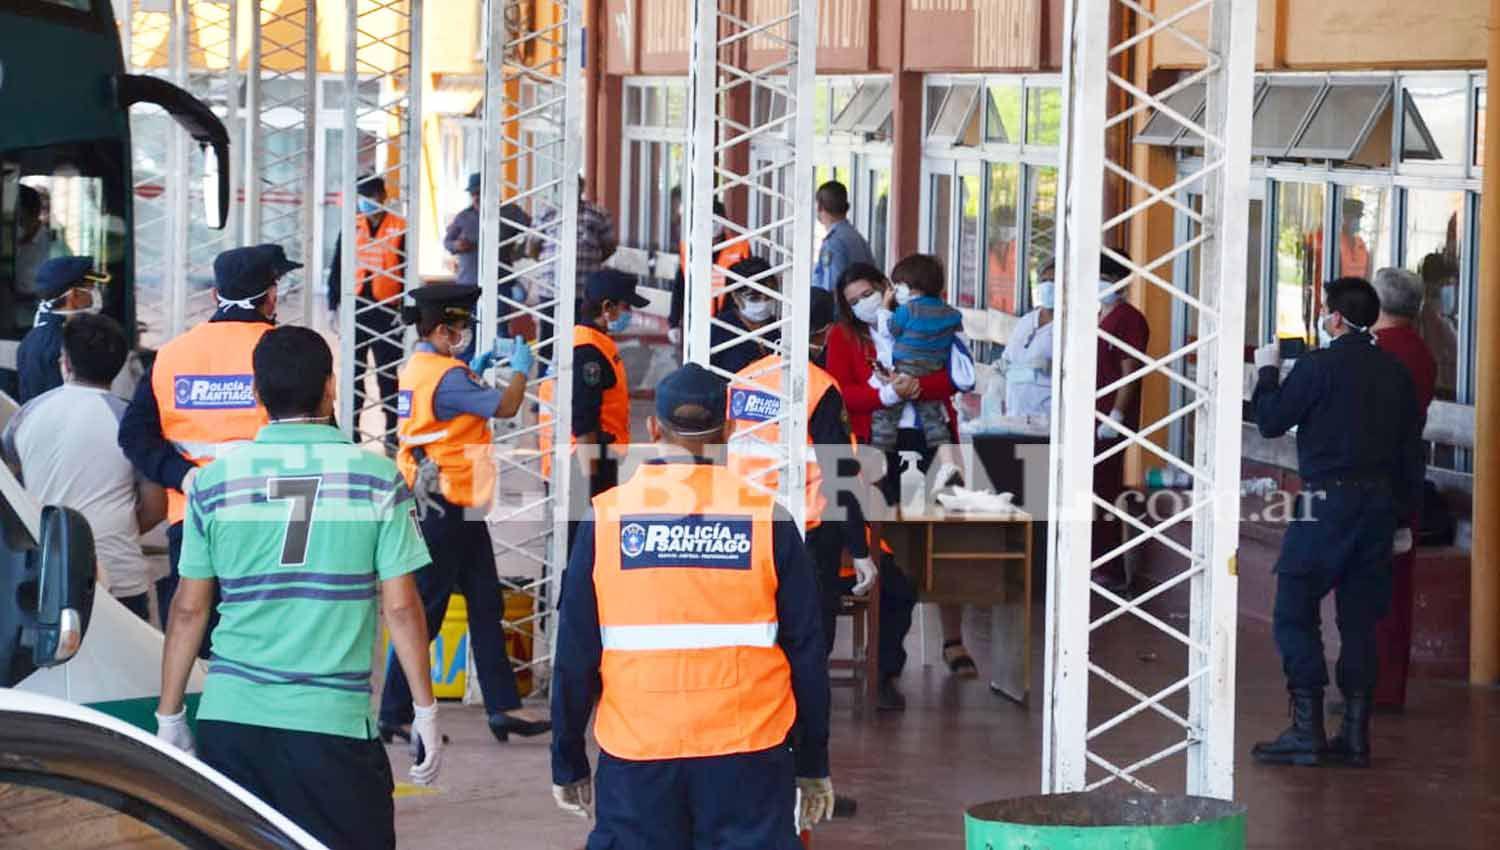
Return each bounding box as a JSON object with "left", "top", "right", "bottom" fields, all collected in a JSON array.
[{"left": 0, "top": 0, "right": 229, "bottom": 393}]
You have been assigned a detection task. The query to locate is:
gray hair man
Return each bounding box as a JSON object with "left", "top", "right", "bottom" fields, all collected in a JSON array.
[{"left": 1372, "top": 267, "right": 1424, "bottom": 322}]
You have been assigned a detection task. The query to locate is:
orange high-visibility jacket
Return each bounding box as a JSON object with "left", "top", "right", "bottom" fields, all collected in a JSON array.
[
  {"left": 151, "top": 321, "right": 271, "bottom": 524},
  {"left": 681, "top": 239, "right": 752, "bottom": 312},
  {"left": 591, "top": 461, "right": 796, "bottom": 760},
  {"left": 396, "top": 350, "right": 495, "bottom": 508},
  {"left": 538, "top": 324, "right": 630, "bottom": 477},
  {"left": 356, "top": 212, "right": 406, "bottom": 302},
  {"left": 725, "top": 353, "right": 844, "bottom": 529}
]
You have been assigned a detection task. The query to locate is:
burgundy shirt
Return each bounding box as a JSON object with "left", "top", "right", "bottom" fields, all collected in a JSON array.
[
  {"left": 1097, "top": 301, "right": 1151, "bottom": 424},
  {"left": 1375, "top": 323, "right": 1437, "bottom": 420}
]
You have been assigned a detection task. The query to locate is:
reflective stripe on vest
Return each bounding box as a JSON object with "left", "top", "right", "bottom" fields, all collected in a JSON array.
[
  {"left": 538, "top": 324, "right": 630, "bottom": 477},
  {"left": 152, "top": 321, "right": 271, "bottom": 524},
  {"left": 395, "top": 351, "right": 494, "bottom": 508},
  {"left": 591, "top": 462, "right": 794, "bottom": 762},
  {"left": 356, "top": 213, "right": 406, "bottom": 302},
  {"left": 725, "top": 353, "right": 837, "bottom": 528}
]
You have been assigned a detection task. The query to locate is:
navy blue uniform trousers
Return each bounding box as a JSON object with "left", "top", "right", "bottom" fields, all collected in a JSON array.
[
  {"left": 379, "top": 493, "right": 522, "bottom": 724},
  {"left": 1273, "top": 485, "right": 1397, "bottom": 693},
  {"left": 805, "top": 523, "right": 916, "bottom": 680},
  {"left": 589, "top": 745, "right": 802, "bottom": 850}
]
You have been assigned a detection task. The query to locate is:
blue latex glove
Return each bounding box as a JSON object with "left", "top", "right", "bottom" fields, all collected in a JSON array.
[
  {"left": 507, "top": 335, "right": 535, "bottom": 375},
  {"left": 469, "top": 345, "right": 498, "bottom": 374}
]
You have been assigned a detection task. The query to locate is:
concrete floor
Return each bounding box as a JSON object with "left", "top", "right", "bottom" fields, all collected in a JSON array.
[{"left": 388, "top": 602, "right": 1500, "bottom": 850}]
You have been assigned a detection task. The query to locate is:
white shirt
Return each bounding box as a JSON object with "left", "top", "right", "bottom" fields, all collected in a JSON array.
[
  {"left": 999, "top": 308, "right": 1055, "bottom": 418},
  {"left": 2, "top": 384, "right": 150, "bottom": 597}
]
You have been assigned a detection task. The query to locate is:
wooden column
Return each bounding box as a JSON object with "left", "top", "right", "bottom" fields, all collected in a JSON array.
[
  {"left": 889, "top": 70, "right": 923, "bottom": 260},
  {"left": 1470, "top": 0, "right": 1500, "bottom": 685}
]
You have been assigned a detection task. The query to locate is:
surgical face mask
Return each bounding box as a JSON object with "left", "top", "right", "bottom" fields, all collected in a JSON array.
[
  {"left": 893, "top": 284, "right": 914, "bottom": 306},
  {"left": 851, "top": 292, "right": 882, "bottom": 326},
  {"left": 357, "top": 197, "right": 380, "bottom": 216},
  {"left": 443, "top": 324, "right": 472, "bottom": 355},
  {"left": 1317, "top": 313, "right": 1340, "bottom": 348},
  {"left": 1439, "top": 285, "right": 1457, "bottom": 316},
  {"left": 738, "top": 297, "right": 775, "bottom": 324},
  {"left": 1033, "top": 281, "right": 1056, "bottom": 310},
  {"left": 607, "top": 309, "right": 633, "bottom": 334},
  {"left": 1098, "top": 279, "right": 1122, "bottom": 307},
  {"left": 45, "top": 286, "right": 103, "bottom": 317}
]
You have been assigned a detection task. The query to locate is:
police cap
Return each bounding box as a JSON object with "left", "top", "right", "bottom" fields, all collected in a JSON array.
[
  {"left": 655, "top": 363, "right": 726, "bottom": 435},
  {"left": 35, "top": 256, "right": 100, "bottom": 300},
  {"left": 467, "top": 172, "right": 482, "bottom": 194},
  {"left": 358, "top": 175, "right": 386, "bottom": 198},
  {"left": 213, "top": 244, "right": 302, "bottom": 301},
  {"left": 584, "top": 269, "right": 650, "bottom": 308},
  {"left": 404, "top": 283, "right": 480, "bottom": 326}
]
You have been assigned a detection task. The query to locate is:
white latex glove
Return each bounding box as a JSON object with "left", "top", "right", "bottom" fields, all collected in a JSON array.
[
  {"left": 552, "top": 778, "right": 593, "bottom": 819},
  {"left": 408, "top": 702, "right": 442, "bottom": 786},
  {"left": 1096, "top": 409, "right": 1126, "bottom": 441},
  {"left": 667, "top": 327, "right": 683, "bottom": 345},
  {"left": 1253, "top": 342, "right": 1281, "bottom": 371},
  {"left": 850, "top": 557, "right": 877, "bottom": 596},
  {"left": 155, "top": 709, "right": 195, "bottom": 755},
  {"left": 797, "top": 776, "right": 836, "bottom": 832},
  {"left": 411, "top": 456, "right": 447, "bottom": 521},
  {"left": 1392, "top": 527, "right": 1414, "bottom": 556}
]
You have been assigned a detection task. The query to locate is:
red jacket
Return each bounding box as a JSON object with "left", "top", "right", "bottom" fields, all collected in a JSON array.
[{"left": 824, "top": 322, "right": 958, "bottom": 445}]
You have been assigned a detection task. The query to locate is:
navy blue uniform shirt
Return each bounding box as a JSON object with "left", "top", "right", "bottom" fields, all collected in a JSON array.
[
  {"left": 16, "top": 313, "right": 64, "bottom": 403},
  {"left": 551, "top": 458, "right": 830, "bottom": 784},
  {"left": 1252, "top": 332, "right": 1425, "bottom": 517}
]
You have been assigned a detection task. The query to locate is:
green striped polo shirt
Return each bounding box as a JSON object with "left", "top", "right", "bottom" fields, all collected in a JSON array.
[{"left": 179, "top": 423, "right": 430, "bottom": 739}]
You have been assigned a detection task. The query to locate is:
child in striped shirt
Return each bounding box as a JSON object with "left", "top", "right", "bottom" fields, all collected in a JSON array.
[{"left": 869, "top": 254, "right": 963, "bottom": 451}]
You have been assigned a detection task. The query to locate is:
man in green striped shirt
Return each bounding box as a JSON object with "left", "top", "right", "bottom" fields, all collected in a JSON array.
[{"left": 156, "top": 327, "right": 441, "bottom": 850}]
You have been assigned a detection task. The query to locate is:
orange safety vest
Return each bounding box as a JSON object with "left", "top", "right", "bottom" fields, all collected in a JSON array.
[
  {"left": 151, "top": 321, "right": 272, "bottom": 524},
  {"left": 725, "top": 353, "right": 845, "bottom": 530},
  {"left": 591, "top": 461, "right": 795, "bottom": 761},
  {"left": 356, "top": 212, "right": 406, "bottom": 302},
  {"left": 538, "top": 324, "right": 630, "bottom": 477},
  {"left": 396, "top": 350, "right": 495, "bottom": 508},
  {"left": 681, "top": 239, "right": 753, "bottom": 312}
]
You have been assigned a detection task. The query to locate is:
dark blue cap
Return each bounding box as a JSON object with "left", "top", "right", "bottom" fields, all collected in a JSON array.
[
  {"left": 585, "top": 269, "right": 650, "bottom": 308},
  {"left": 213, "top": 244, "right": 302, "bottom": 300},
  {"left": 406, "top": 283, "right": 480, "bottom": 325},
  {"left": 467, "top": 172, "right": 481, "bottom": 193},
  {"left": 655, "top": 363, "right": 726, "bottom": 434},
  {"left": 35, "top": 256, "right": 99, "bottom": 299}
]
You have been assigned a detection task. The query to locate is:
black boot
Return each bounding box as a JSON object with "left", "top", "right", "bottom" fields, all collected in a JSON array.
[
  {"left": 1325, "top": 690, "right": 1372, "bottom": 768},
  {"left": 1251, "top": 688, "right": 1325, "bottom": 767}
]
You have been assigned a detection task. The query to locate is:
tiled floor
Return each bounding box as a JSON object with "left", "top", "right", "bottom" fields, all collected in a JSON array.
[{"left": 391, "top": 601, "right": 1500, "bottom": 850}]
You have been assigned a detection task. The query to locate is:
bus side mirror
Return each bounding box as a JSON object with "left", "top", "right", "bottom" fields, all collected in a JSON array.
[
  {"left": 118, "top": 74, "right": 232, "bottom": 231},
  {"left": 31, "top": 506, "right": 96, "bottom": 667}
]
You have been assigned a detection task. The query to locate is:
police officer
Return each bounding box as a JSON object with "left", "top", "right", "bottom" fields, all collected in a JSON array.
[
  {"left": 1250, "top": 277, "right": 1425, "bottom": 768},
  {"left": 119, "top": 244, "right": 298, "bottom": 615},
  {"left": 668, "top": 199, "right": 750, "bottom": 344},
  {"left": 17, "top": 255, "right": 108, "bottom": 402},
  {"left": 327, "top": 175, "right": 406, "bottom": 450},
  {"left": 710, "top": 256, "right": 783, "bottom": 378},
  {"left": 379, "top": 284, "right": 552, "bottom": 745},
  {"left": 551, "top": 362, "right": 834, "bottom": 846},
  {"left": 534, "top": 269, "right": 644, "bottom": 513}
]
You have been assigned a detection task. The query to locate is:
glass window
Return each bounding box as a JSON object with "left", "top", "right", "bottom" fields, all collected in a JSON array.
[
  {"left": 853, "top": 83, "right": 895, "bottom": 137},
  {"left": 1252, "top": 82, "right": 1322, "bottom": 157},
  {"left": 1135, "top": 81, "right": 1206, "bottom": 147},
  {"left": 1402, "top": 81, "right": 1468, "bottom": 165},
  {"left": 1025, "top": 87, "right": 1062, "bottom": 145},
  {"left": 926, "top": 83, "right": 949, "bottom": 134},
  {"left": 814, "top": 81, "right": 832, "bottom": 137},
  {"left": 929, "top": 172, "right": 952, "bottom": 285},
  {"left": 1272, "top": 181, "right": 1324, "bottom": 344},
  {"left": 986, "top": 82, "right": 1023, "bottom": 144},
  {"left": 0, "top": 778, "right": 188, "bottom": 848},
  {"left": 1025, "top": 166, "right": 1059, "bottom": 289},
  {"left": 1246, "top": 198, "right": 1264, "bottom": 344},
  {"left": 1476, "top": 86, "right": 1487, "bottom": 169},
  {"left": 1288, "top": 83, "right": 1389, "bottom": 160},
  {"left": 868, "top": 166, "right": 890, "bottom": 268},
  {"left": 1405, "top": 190, "right": 1465, "bottom": 401},
  {"left": 930, "top": 84, "right": 981, "bottom": 145},
  {"left": 1333, "top": 185, "right": 1392, "bottom": 279},
  {"left": 833, "top": 82, "right": 887, "bottom": 133},
  {"left": 985, "top": 163, "right": 1020, "bottom": 312},
  {"left": 665, "top": 84, "right": 687, "bottom": 128},
  {"left": 957, "top": 173, "right": 982, "bottom": 308}
]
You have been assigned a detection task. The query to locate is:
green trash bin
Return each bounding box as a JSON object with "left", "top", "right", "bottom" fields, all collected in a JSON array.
[{"left": 966, "top": 792, "right": 1246, "bottom": 850}]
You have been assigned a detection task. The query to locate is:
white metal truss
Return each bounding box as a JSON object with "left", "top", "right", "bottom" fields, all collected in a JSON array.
[
  {"left": 683, "top": 0, "right": 816, "bottom": 526},
  {"left": 1043, "top": 0, "right": 1256, "bottom": 798},
  {"left": 246, "top": 0, "right": 318, "bottom": 328},
  {"left": 480, "top": 0, "right": 584, "bottom": 700},
  {"left": 182, "top": 0, "right": 242, "bottom": 329},
  {"left": 338, "top": 0, "right": 423, "bottom": 448}
]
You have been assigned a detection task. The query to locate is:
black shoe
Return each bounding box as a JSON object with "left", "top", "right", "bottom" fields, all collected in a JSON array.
[
  {"left": 488, "top": 711, "right": 552, "bottom": 743},
  {"left": 1251, "top": 688, "right": 1325, "bottom": 767},
  {"left": 1325, "top": 690, "right": 1372, "bottom": 768},
  {"left": 876, "top": 677, "right": 907, "bottom": 711}
]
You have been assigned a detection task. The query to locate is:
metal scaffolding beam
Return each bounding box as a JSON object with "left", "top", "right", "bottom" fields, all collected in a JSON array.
[
  {"left": 1043, "top": 0, "right": 1257, "bottom": 798},
  {"left": 683, "top": 0, "right": 816, "bottom": 525},
  {"left": 182, "top": 0, "right": 243, "bottom": 330}
]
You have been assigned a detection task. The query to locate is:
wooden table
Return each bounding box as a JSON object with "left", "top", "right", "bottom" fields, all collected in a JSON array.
[{"left": 877, "top": 508, "right": 1033, "bottom": 704}]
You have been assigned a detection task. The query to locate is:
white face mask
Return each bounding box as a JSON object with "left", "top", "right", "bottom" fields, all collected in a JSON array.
[
  {"left": 1098, "top": 279, "right": 1122, "bottom": 307},
  {"left": 1033, "top": 281, "right": 1056, "bottom": 310},
  {"left": 893, "top": 284, "right": 914, "bottom": 305},
  {"left": 851, "top": 293, "right": 882, "bottom": 325},
  {"left": 738, "top": 297, "right": 775, "bottom": 324},
  {"left": 1317, "top": 314, "right": 1336, "bottom": 348},
  {"left": 39, "top": 287, "right": 102, "bottom": 323}
]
